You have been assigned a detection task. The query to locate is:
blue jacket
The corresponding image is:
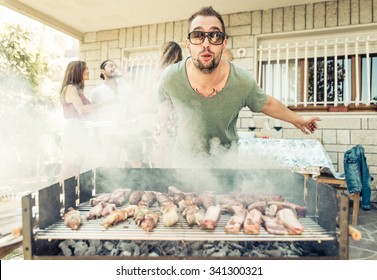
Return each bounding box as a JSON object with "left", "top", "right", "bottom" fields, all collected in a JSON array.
[{"left": 343, "top": 145, "right": 372, "bottom": 210}]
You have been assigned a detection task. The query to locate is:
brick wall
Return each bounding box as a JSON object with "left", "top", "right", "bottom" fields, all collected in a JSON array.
[{"left": 80, "top": 0, "right": 377, "bottom": 188}]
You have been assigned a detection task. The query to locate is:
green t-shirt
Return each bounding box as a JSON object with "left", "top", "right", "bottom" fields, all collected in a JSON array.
[{"left": 158, "top": 58, "right": 267, "bottom": 162}]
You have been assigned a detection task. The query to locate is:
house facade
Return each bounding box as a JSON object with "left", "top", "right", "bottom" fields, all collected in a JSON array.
[{"left": 79, "top": 0, "right": 377, "bottom": 189}]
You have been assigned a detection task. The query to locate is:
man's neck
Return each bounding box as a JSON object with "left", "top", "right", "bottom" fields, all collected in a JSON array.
[
  {"left": 104, "top": 78, "right": 117, "bottom": 88},
  {"left": 186, "top": 58, "right": 228, "bottom": 95}
]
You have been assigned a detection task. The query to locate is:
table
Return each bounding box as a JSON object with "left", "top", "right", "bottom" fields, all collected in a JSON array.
[{"left": 238, "top": 137, "right": 344, "bottom": 179}]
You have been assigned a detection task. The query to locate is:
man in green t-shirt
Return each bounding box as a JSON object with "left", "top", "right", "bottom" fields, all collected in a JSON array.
[{"left": 156, "top": 6, "right": 320, "bottom": 168}]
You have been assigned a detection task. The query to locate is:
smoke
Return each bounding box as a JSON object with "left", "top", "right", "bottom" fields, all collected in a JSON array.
[{"left": 0, "top": 70, "right": 64, "bottom": 181}]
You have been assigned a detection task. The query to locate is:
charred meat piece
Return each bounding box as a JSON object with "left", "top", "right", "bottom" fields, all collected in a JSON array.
[
  {"left": 276, "top": 208, "right": 304, "bottom": 234},
  {"left": 267, "top": 201, "right": 307, "bottom": 217},
  {"left": 177, "top": 195, "right": 201, "bottom": 210},
  {"left": 199, "top": 192, "right": 216, "bottom": 209},
  {"left": 173, "top": 193, "right": 185, "bottom": 206},
  {"left": 220, "top": 204, "right": 245, "bottom": 215},
  {"left": 133, "top": 205, "right": 149, "bottom": 225},
  {"left": 243, "top": 209, "right": 263, "bottom": 234},
  {"left": 184, "top": 193, "right": 201, "bottom": 206},
  {"left": 139, "top": 191, "right": 157, "bottom": 207},
  {"left": 156, "top": 192, "right": 173, "bottom": 206},
  {"left": 108, "top": 188, "right": 132, "bottom": 206},
  {"left": 182, "top": 204, "right": 203, "bottom": 226},
  {"left": 128, "top": 190, "right": 145, "bottom": 205},
  {"left": 225, "top": 207, "right": 247, "bottom": 234},
  {"left": 261, "top": 215, "right": 289, "bottom": 235},
  {"left": 121, "top": 205, "right": 138, "bottom": 217},
  {"left": 247, "top": 201, "right": 267, "bottom": 214},
  {"left": 89, "top": 193, "right": 111, "bottom": 206},
  {"left": 86, "top": 202, "right": 105, "bottom": 220},
  {"left": 160, "top": 201, "right": 179, "bottom": 227},
  {"left": 64, "top": 208, "right": 82, "bottom": 230},
  {"left": 201, "top": 205, "right": 221, "bottom": 230},
  {"left": 140, "top": 211, "right": 160, "bottom": 232},
  {"left": 102, "top": 209, "right": 128, "bottom": 228},
  {"left": 168, "top": 188, "right": 201, "bottom": 209},
  {"left": 101, "top": 203, "right": 117, "bottom": 217}
]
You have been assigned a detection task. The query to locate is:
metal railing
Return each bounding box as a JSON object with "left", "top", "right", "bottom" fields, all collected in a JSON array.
[{"left": 257, "top": 34, "right": 377, "bottom": 108}]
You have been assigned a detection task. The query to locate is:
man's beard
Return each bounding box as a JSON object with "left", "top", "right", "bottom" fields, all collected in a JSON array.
[{"left": 192, "top": 54, "right": 220, "bottom": 74}]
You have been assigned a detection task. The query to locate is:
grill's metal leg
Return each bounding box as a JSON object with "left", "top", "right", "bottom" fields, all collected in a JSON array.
[
  {"left": 338, "top": 192, "right": 349, "bottom": 260},
  {"left": 22, "top": 194, "right": 34, "bottom": 260}
]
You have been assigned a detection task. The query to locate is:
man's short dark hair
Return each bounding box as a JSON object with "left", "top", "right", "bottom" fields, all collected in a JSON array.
[{"left": 188, "top": 6, "right": 226, "bottom": 35}]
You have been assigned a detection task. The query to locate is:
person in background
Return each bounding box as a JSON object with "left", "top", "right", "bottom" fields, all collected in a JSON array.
[
  {"left": 156, "top": 6, "right": 321, "bottom": 168},
  {"left": 58, "top": 60, "right": 101, "bottom": 184},
  {"left": 91, "top": 60, "right": 143, "bottom": 168},
  {"left": 152, "top": 41, "right": 183, "bottom": 167}
]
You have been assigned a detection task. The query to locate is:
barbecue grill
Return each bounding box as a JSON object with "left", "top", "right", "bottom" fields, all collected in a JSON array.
[{"left": 21, "top": 167, "right": 349, "bottom": 259}]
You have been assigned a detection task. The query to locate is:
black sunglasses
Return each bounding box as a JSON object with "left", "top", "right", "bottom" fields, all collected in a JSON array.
[{"left": 187, "top": 31, "right": 227, "bottom": 45}]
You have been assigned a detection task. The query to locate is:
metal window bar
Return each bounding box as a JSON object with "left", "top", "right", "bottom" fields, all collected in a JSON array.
[
  {"left": 122, "top": 54, "right": 159, "bottom": 91},
  {"left": 257, "top": 34, "right": 377, "bottom": 108},
  {"left": 366, "top": 38, "right": 371, "bottom": 106},
  {"left": 344, "top": 39, "right": 349, "bottom": 106}
]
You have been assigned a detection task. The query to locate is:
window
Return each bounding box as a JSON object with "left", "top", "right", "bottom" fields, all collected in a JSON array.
[
  {"left": 121, "top": 48, "right": 159, "bottom": 92},
  {"left": 256, "top": 29, "right": 377, "bottom": 111}
]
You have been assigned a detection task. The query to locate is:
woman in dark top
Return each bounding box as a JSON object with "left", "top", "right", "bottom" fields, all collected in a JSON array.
[{"left": 58, "top": 61, "right": 100, "bottom": 185}]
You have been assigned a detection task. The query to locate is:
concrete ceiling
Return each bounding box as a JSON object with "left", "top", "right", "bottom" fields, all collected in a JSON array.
[{"left": 0, "top": 0, "right": 333, "bottom": 39}]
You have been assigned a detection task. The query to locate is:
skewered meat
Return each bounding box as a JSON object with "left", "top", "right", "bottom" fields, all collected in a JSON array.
[
  {"left": 267, "top": 201, "right": 307, "bottom": 217},
  {"left": 86, "top": 202, "right": 105, "bottom": 220},
  {"left": 182, "top": 205, "right": 203, "bottom": 226},
  {"left": 276, "top": 208, "right": 304, "bottom": 234},
  {"left": 134, "top": 205, "right": 149, "bottom": 225},
  {"left": 139, "top": 191, "right": 157, "bottom": 207},
  {"left": 199, "top": 192, "right": 216, "bottom": 209},
  {"left": 128, "top": 190, "right": 145, "bottom": 205},
  {"left": 225, "top": 207, "right": 247, "bottom": 234},
  {"left": 160, "top": 202, "right": 179, "bottom": 227},
  {"left": 243, "top": 209, "right": 262, "bottom": 234},
  {"left": 156, "top": 192, "right": 173, "bottom": 206},
  {"left": 140, "top": 211, "right": 160, "bottom": 232},
  {"left": 108, "top": 188, "right": 132, "bottom": 206},
  {"left": 177, "top": 195, "right": 201, "bottom": 210},
  {"left": 89, "top": 193, "right": 111, "bottom": 206},
  {"left": 64, "top": 208, "right": 82, "bottom": 230},
  {"left": 167, "top": 186, "right": 200, "bottom": 209},
  {"left": 184, "top": 193, "right": 201, "bottom": 205},
  {"left": 121, "top": 205, "right": 138, "bottom": 217},
  {"left": 261, "top": 215, "right": 289, "bottom": 235},
  {"left": 201, "top": 205, "right": 221, "bottom": 230},
  {"left": 134, "top": 205, "right": 160, "bottom": 232},
  {"left": 101, "top": 203, "right": 117, "bottom": 217},
  {"left": 102, "top": 209, "right": 128, "bottom": 228},
  {"left": 173, "top": 193, "right": 185, "bottom": 205}
]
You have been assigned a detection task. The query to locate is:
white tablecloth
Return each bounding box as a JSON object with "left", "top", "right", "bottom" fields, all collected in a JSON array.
[{"left": 238, "top": 138, "right": 344, "bottom": 179}]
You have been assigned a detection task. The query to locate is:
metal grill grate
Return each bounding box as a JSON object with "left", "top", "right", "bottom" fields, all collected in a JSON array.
[{"left": 34, "top": 203, "right": 336, "bottom": 242}]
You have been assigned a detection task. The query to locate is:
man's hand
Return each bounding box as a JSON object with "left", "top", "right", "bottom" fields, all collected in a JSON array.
[{"left": 294, "top": 116, "right": 321, "bottom": 134}]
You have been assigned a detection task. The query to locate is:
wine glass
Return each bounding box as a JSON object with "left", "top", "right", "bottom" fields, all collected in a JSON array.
[
  {"left": 248, "top": 120, "right": 256, "bottom": 131},
  {"left": 273, "top": 120, "right": 282, "bottom": 131}
]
